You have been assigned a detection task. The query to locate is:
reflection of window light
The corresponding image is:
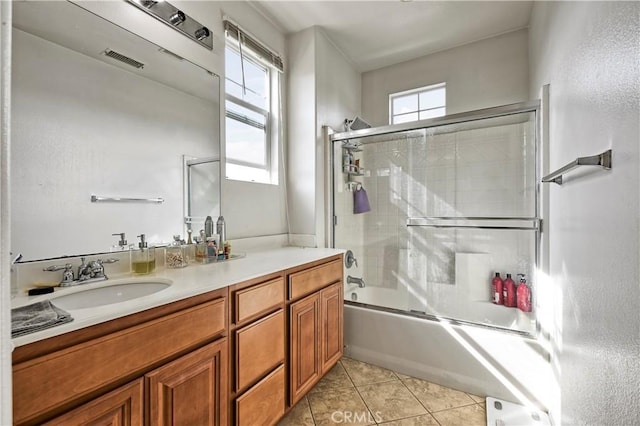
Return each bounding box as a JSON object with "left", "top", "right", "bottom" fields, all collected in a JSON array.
[{"left": 389, "top": 83, "right": 446, "bottom": 125}]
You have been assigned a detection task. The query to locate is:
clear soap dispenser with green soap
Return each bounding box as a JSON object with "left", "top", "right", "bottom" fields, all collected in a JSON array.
[{"left": 132, "top": 234, "right": 156, "bottom": 274}]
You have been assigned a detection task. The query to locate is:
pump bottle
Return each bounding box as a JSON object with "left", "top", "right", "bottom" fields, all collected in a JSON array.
[{"left": 516, "top": 274, "right": 532, "bottom": 312}]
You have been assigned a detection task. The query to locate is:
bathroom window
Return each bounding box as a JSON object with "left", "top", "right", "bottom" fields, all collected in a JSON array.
[
  {"left": 224, "top": 21, "right": 283, "bottom": 184},
  {"left": 389, "top": 83, "right": 446, "bottom": 125}
]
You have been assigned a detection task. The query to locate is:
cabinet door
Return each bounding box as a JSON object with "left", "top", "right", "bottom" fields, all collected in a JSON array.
[
  {"left": 289, "top": 293, "right": 320, "bottom": 406},
  {"left": 43, "top": 379, "right": 143, "bottom": 426},
  {"left": 146, "top": 339, "right": 228, "bottom": 426},
  {"left": 320, "top": 282, "right": 343, "bottom": 372}
]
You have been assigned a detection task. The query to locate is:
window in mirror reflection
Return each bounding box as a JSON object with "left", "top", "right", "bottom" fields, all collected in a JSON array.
[{"left": 225, "top": 43, "right": 279, "bottom": 185}]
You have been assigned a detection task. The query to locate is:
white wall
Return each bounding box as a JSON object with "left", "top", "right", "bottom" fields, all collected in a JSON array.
[
  {"left": 361, "top": 29, "right": 529, "bottom": 126},
  {"left": 287, "top": 27, "right": 361, "bottom": 247},
  {"left": 529, "top": 2, "right": 640, "bottom": 425},
  {"left": 287, "top": 28, "right": 317, "bottom": 243},
  {"left": 0, "top": 1, "right": 11, "bottom": 422},
  {"left": 315, "top": 28, "right": 361, "bottom": 247}
]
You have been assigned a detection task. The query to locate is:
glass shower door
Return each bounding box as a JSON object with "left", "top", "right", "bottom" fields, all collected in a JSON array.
[{"left": 333, "top": 108, "right": 539, "bottom": 335}]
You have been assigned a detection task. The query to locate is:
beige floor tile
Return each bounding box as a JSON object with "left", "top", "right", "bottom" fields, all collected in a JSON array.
[
  {"left": 308, "top": 361, "right": 354, "bottom": 394},
  {"left": 432, "top": 404, "right": 486, "bottom": 426},
  {"left": 377, "top": 413, "right": 439, "bottom": 425},
  {"left": 341, "top": 357, "right": 398, "bottom": 386},
  {"left": 308, "top": 386, "right": 375, "bottom": 426},
  {"left": 401, "top": 377, "right": 476, "bottom": 412},
  {"left": 277, "top": 396, "right": 314, "bottom": 426},
  {"left": 357, "top": 380, "right": 428, "bottom": 423},
  {"left": 467, "top": 393, "right": 485, "bottom": 403}
]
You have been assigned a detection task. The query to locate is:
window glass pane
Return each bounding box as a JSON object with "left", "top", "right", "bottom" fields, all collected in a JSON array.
[
  {"left": 243, "top": 59, "right": 268, "bottom": 109},
  {"left": 419, "top": 87, "right": 446, "bottom": 109},
  {"left": 226, "top": 101, "right": 266, "bottom": 125},
  {"left": 225, "top": 48, "right": 243, "bottom": 85},
  {"left": 225, "top": 117, "right": 266, "bottom": 166},
  {"left": 419, "top": 107, "right": 446, "bottom": 120},
  {"left": 392, "top": 94, "right": 418, "bottom": 115},
  {"left": 226, "top": 79, "right": 244, "bottom": 100},
  {"left": 225, "top": 47, "right": 268, "bottom": 109},
  {"left": 393, "top": 112, "right": 419, "bottom": 124}
]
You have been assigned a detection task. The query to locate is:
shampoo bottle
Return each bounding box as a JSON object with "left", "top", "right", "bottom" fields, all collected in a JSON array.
[
  {"left": 503, "top": 273, "right": 516, "bottom": 307},
  {"left": 492, "top": 272, "right": 504, "bottom": 305},
  {"left": 517, "top": 274, "right": 532, "bottom": 312}
]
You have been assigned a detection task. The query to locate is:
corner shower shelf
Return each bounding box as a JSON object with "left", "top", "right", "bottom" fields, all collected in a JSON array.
[{"left": 542, "top": 149, "right": 612, "bottom": 185}]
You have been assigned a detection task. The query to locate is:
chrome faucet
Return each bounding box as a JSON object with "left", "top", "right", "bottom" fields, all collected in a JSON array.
[
  {"left": 347, "top": 275, "right": 366, "bottom": 288},
  {"left": 44, "top": 258, "right": 119, "bottom": 287}
]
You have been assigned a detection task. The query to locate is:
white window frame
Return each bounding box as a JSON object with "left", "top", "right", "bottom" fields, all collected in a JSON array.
[
  {"left": 224, "top": 40, "right": 279, "bottom": 185},
  {"left": 389, "top": 83, "right": 446, "bottom": 125}
]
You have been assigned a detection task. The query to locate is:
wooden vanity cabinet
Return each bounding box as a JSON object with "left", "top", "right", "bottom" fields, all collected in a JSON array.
[
  {"left": 13, "top": 253, "right": 344, "bottom": 426},
  {"left": 287, "top": 256, "right": 344, "bottom": 406},
  {"left": 12, "top": 288, "right": 228, "bottom": 426},
  {"left": 229, "top": 274, "right": 286, "bottom": 426}
]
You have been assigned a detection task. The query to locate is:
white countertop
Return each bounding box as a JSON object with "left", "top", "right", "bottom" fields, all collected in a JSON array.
[{"left": 12, "top": 247, "right": 344, "bottom": 348}]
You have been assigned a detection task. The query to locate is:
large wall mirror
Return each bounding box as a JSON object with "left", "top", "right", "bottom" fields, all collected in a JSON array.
[{"left": 12, "top": 1, "right": 221, "bottom": 261}]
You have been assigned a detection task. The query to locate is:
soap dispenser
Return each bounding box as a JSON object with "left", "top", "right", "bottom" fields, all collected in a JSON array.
[
  {"left": 132, "top": 234, "right": 156, "bottom": 274},
  {"left": 111, "top": 232, "right": 133, "bottom": 251}
]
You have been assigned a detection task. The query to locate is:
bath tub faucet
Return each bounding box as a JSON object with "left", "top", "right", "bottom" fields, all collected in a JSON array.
[{"left": 347, "top": 275, "right": 366, "bottom": 288}]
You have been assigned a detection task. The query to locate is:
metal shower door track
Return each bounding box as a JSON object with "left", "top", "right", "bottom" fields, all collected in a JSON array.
[{"left": 329, "top": 100, "right": 540, "bottom": 142}]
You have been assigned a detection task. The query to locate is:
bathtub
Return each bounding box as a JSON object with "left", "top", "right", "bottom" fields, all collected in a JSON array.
[{"left": 343, "top": 286, "right": 551, "bottom": 410}]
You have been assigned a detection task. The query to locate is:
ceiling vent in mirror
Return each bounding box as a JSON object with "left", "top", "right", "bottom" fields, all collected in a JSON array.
[
  {"left": 103, "top": 49, "right": 145, "bottom": 69},
  {"left": 127, "top": 0, "right": 213, "bottom": 50}
]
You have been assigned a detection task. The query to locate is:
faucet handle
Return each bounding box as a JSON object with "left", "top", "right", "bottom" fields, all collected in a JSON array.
[
  {"left": 345, "top": 250, "right": 358, "bottom": 268},
  {"left": 44, "top": 263, "right": 75, "bottom": 285}
]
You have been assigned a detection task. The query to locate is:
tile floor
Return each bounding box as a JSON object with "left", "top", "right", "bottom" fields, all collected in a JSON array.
[{"left": 278, "top": 357, "right": 486, "bottom": 426}]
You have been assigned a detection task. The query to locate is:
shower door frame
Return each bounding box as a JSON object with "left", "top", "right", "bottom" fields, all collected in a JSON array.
[{"left": 328, "top": 100, "right": 542, "bottom": 336}]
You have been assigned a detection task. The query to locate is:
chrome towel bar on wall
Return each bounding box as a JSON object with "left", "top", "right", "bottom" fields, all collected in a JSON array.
[
  {"left": 542, "top": 149, "right": 612, "bottom": 185},
  {"left": 91, "top": 195, "right": 165, "bottom": 204}
]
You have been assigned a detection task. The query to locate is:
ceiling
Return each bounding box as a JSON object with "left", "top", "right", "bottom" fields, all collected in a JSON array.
[{"left": 249, "top": 1, "right": 533, "bottom": 72}]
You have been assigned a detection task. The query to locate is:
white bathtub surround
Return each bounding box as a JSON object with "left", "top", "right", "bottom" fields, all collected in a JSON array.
[{"left": 344, "top": 305, "right": 551, "bottom": 412}]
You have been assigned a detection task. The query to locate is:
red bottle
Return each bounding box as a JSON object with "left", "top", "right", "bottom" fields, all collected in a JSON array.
[
  {"left": 517, "top": 274, "right": 532, "bottom": 312},
  {"left": 492, "top": 272, "right": 504, "bottom": 305},
  {"left": 503, "top": 273, "right": 516, "bottom": 307}
]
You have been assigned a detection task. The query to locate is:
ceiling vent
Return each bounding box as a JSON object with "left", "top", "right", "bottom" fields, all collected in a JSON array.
[{"left": 103, "top": 49, "right": 145, "bottom": 69}]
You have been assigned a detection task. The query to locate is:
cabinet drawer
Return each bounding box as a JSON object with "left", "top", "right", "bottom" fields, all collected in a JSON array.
[
  {"left": 289, "top": 259, "right": 342, "bottom": 300},
  {"left": 13, "top": 297, "right": 226, "bottom": 425},
  {"left": 236, "top": 310, "right": 285, "bottom": 392},
  {"left": 235, "top": 364, "right": 285, "bottom": 426},
  {"left": 234, "top": 277, "right": 284, "bottom": 324}
]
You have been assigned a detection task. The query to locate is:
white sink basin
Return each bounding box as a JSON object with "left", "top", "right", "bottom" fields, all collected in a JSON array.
[{"left": 51, "top": 281, "right": 171, "bottom": 310}]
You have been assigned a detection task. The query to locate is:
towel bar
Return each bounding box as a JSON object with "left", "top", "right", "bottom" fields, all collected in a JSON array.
[
  {"left": 542, "top": 149, "right": 611, "bottom": 185},
  {"left": 91, "top": 195, "right": 165, "bottom": 203}
]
